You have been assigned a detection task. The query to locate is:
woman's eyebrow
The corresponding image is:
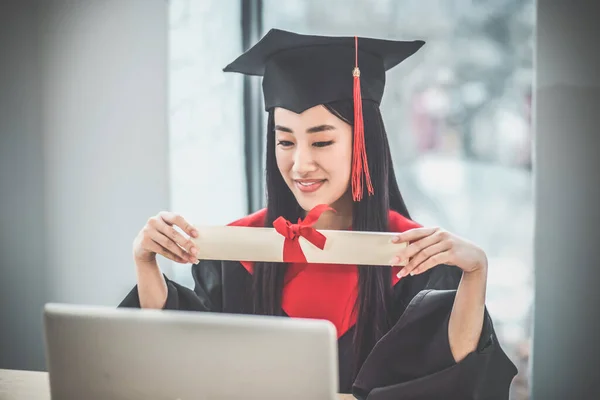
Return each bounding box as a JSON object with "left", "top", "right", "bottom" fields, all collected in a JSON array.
[
  {"left": 274, "top": 124, "right": 336, "bottom": 134},
  {"left": 274, "top": 125, "right": 293, "bottom": 133},
  {"left": 306, "top": 124, "right": 336, "bottom": 134}
]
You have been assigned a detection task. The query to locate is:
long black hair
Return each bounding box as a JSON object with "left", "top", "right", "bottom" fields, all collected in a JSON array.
[{"left": 252, "top": 99, "right": 412, "bottom": 376}]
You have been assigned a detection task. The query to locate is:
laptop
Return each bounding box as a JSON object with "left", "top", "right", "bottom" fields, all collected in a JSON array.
[{"left": 43, "top": 303, "right": 339, "bottom": 400}]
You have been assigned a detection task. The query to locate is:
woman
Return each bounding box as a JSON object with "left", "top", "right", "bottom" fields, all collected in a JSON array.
[{"left": 120, "top": 29, "right": 517, "bottom": 399}]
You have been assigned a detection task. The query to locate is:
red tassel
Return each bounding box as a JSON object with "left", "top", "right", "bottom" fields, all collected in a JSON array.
[{"left": 351, "top": 36, "right": 374, "bottom": 202}]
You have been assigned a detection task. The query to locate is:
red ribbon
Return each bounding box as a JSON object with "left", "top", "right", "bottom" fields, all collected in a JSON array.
[{"left": 272, "top": 204, "right": 334, "bottom": 263}]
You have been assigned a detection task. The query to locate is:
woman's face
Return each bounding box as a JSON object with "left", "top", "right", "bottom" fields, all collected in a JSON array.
[{"left": 274, "top": 105, "right": 353, "bottom": 214}]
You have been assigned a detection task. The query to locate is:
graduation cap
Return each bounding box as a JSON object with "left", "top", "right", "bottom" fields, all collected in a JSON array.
[{"left": 223, "top": 29, "right": 425, "bottom": 202}]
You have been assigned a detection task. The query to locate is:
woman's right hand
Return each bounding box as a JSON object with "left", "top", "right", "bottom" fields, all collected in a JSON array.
[{"left": 133, "top": 211, "right": 199, "bottom": 265}]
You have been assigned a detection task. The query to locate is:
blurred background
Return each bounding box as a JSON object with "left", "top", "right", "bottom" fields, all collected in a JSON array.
[
  {"left": 170, "top": 1, "right": 535, "bottom": 398},
  {"left": 1, "top": 1, "right": 534, "bottom": 399}
]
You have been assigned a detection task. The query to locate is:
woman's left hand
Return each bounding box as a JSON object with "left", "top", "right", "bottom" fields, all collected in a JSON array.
[{"left": 390, "top": 227, "right": 488, "bottom": 278}]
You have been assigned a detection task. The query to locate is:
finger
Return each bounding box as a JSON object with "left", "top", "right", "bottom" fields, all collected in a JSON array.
[
  {"left": 409, "top": 240, "right": 451, "bottom": 269},
  {"left": 143, "top": 238, "right": 189, "bottom": 264},
  {"left": 407, "top": 251, "right": 451, "bottom": 276},
  {"left": 397, "top": 240, "right": 451, "bottom": 278},
  {"left": 159, "top": 211, "right": 198, "bottom": 238},
  {"left": 149, "top": 230, "right": 195, "bottom": 263},
  {"left": 159, "top": 247, "right": 197, "bottom": 264},
  {"left": 391, "top": 227, "right": 439, "bottom": 244},
  {"left": 153, "top": 216, "right": 198, "bottom": 258},
  {"left": 391, "top": 231, "right": 444, "bottom": 265}
]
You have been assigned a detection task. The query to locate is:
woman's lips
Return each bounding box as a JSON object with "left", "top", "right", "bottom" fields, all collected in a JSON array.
[{"left": 294, "top": 179, "right": 325, "bottom": 193}]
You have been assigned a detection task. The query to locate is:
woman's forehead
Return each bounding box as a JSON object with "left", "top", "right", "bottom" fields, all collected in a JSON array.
[{"left": 274, "top": 105, "right": 338, "bottom": 125}]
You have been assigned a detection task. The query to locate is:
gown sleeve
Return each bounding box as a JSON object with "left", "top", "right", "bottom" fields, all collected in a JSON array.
[
  {"left": 118, "top": 259, "right": 224, "bottom": 312},
  {"left": 352, "top": 265, "right": 518, "bottom": 400}
]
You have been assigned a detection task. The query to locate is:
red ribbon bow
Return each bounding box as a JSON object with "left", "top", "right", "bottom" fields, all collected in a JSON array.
[{"left": 272, "top": 204, "right": 334, "bottom": 263}]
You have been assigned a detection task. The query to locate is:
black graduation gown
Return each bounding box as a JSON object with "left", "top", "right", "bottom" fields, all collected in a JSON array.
[{"left": 119, "top": 260, "right": 518, "bottom": 399}]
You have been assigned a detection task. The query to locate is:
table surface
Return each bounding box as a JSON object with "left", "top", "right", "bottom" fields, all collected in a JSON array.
[{"left": 0, "top": 369, "right": 355, "bottom": 399}]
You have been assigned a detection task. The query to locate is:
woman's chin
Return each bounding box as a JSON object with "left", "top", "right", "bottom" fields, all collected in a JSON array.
[
  {"left": 298, "top": 199, "right": 328, "bottom": 212},
  {"left": 293, "top": 193, "right": 331, "bottom": 212},
  {"left": 290, "top": 186, "right": 351, "bottom": 213}
]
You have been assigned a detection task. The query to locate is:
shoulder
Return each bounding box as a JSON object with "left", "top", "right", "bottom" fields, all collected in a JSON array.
[
  {"left": 388, "top": 209, "right": 422, "bottom": 232},
  {"left": 226, "top": 208, "right": 267, "bottom": 228}
]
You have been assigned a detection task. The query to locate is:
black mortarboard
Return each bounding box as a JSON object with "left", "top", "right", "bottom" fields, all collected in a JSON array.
[{"left": 223, "top": 29, "right": 425, "bottom": 202}]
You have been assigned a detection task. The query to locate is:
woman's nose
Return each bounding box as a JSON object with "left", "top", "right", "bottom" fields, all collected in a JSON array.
[{"left": 292, "top": 145, "right": 317, "bottom": 175}]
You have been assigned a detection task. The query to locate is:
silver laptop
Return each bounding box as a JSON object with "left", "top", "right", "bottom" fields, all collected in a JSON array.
[{"left": 43, "top": 303, "right": 339, "bottom": 400}]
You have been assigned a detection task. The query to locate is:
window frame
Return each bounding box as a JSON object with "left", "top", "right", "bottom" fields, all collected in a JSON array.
[{"left": 241, "top": 0, "right": 265, "bottom": 213}]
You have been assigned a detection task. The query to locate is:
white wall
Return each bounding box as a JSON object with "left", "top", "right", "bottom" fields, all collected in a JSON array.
[
  {"left": 40, "top": 0, "right": 170, "bottom": 305},
  {"left": 532, "top": 1, "right": 600, "bottom": 399},
  {"left": 0, "top": 0, "right": 170, "bottom": 370}
]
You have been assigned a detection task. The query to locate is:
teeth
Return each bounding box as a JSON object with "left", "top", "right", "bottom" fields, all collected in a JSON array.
[{"left": 298, "top": 181, "right": 321, "bottom": 186}]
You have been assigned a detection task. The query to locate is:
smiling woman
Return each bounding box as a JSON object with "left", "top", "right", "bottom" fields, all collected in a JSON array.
[{"left": 120, "top": 29, "right": 518, "bottom": 399}]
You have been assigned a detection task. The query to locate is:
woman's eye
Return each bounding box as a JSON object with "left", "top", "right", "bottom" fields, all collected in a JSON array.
[
  {"left": 277, "top": 140, "right": 294, "bottom": 147},
  {"left": 313, "top": 141, "right": 334, "bottom": 148}
]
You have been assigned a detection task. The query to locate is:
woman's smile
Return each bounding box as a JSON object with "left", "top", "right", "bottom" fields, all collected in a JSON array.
[{"left": 294, "top": 179, "right": 326, "bottom": 193}]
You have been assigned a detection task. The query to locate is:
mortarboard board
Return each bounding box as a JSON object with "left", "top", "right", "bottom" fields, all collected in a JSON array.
[{"left": 223, "top": 28, "right": 425, "bottom": 201}]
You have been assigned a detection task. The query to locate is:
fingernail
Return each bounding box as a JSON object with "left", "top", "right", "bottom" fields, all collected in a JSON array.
[
  {"left": 191, "top": 230, "right": 198, "bottom": 238},
  {"left": 391, "top": 236, "right": 400, "bottom": 243},
  {"left": 191, "top": 247, "right": 197, "bottom": 256},
  {"left": 388, "top": 256, "right": 400, "bottom": 266},
  {"left": 396, "top": 271, "right": 403, "bottom": 279}
]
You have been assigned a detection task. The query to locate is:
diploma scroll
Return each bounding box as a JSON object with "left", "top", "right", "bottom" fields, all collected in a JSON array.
[{"left": 191, "top": 226, "right": 408, "bottom": 266}]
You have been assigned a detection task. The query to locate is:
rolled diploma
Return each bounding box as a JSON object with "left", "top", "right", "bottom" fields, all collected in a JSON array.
[{"left": 191, "top": 226, "right": 408, "bottom": 266}]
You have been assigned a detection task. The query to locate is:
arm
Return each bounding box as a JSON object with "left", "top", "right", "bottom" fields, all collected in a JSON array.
[
  {"left": 448, "top": 263, "right": 487, "bottom": 362},
  {"left": 134, "top": 259, "right": 168, "bottom": 309},
  {"left": 127, "top": 211, "right": 198, "bottom": 309},
  {"left": 119, "top": 259, "right": 224, "bottom": 312},
  {"left": 354, "top": 228, "right": 518, "bottom": 399},
  {"left": 392, "top": 227, "right": 489, "bottom": 362}
]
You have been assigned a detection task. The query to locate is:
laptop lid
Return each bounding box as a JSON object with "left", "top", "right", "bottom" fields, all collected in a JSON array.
[{"left": 43, "top": 303, "right": 339, "bottom": 400}]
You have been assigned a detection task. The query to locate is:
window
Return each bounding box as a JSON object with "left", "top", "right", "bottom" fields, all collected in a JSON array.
[{"left": 263, "top": 1, "right": 535, "bottom": 399}]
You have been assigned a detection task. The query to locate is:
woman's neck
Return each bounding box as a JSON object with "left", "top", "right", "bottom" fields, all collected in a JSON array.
[
  {"left": 313, "top": 211, "right": 352, "bottom": 230},
  {"left": 309, "top": 192, "right": 353, "bottom": 230}
]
